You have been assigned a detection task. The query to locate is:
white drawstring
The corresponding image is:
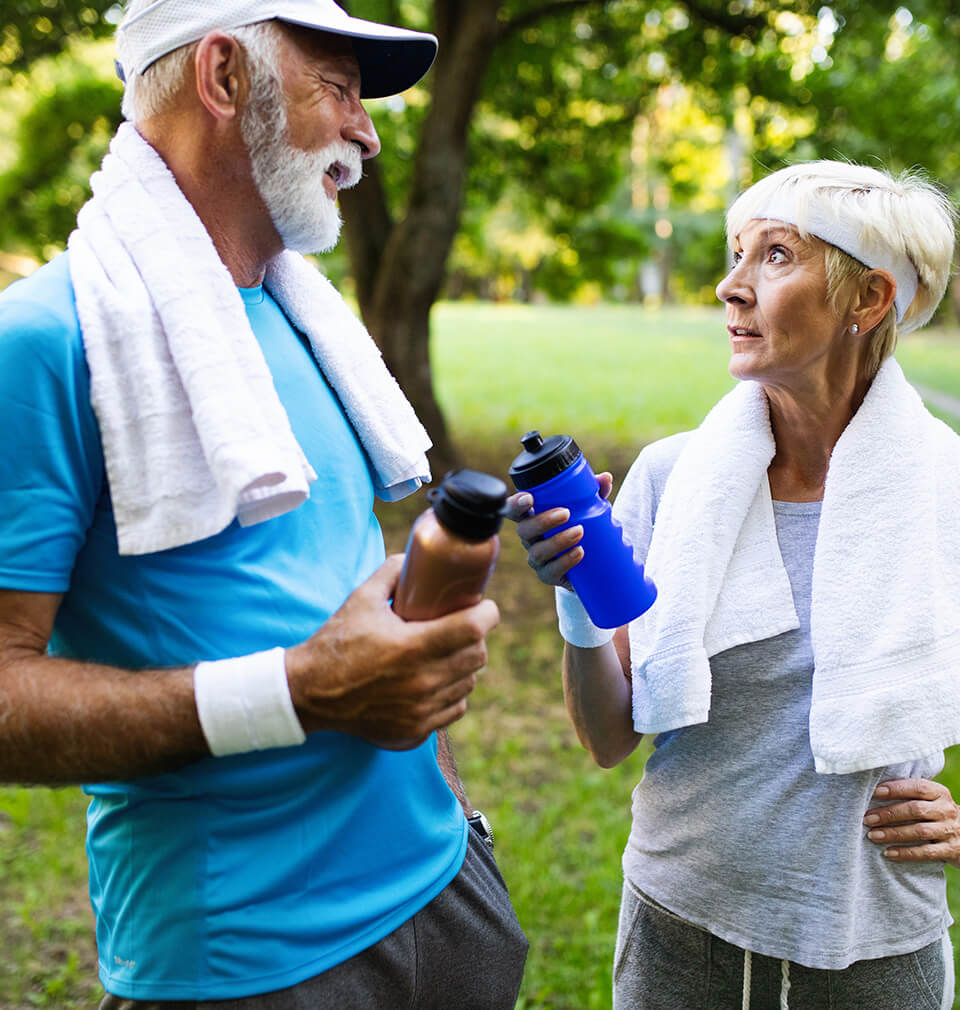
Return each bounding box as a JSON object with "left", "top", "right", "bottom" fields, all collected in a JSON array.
[{"left": 741, "top": 949, "right": 791, "bottom": 1010}]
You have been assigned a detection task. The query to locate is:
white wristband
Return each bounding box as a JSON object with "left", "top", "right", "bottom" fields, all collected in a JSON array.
[
  {"left": 194, "top": 647, "right": 306, "bottom": 757},
  {"left": 555, "top": 587, "right": 615, "bottom": 648}
]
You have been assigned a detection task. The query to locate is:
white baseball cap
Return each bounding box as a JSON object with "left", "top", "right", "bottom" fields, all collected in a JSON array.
[{"left": 115, "top": 0, "right": 438, "bottom": 99}]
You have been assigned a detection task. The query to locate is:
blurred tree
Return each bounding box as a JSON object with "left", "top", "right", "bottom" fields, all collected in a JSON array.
[
  {"left": 5, "top": 1, "right": 956, "bottom": 463},
  {"left": 800, "top": 2, "right": 960, "bottom": 185},
  {"left": 0, "top": 1, "right": 119, "bottom": 81},
  {"left": 339, "top": 0, "right": 802, "bottom": 465},
  {"left": 0, "top": 70, "right": 119, "bottom": 257}
]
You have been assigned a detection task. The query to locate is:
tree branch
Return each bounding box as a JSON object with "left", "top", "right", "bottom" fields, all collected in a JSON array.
[
  {"left": 679, "top": 0, "right": 766, "bottom": 37},
  {"left": 496, "top": 0, "right": 608, "bottom": 41}
]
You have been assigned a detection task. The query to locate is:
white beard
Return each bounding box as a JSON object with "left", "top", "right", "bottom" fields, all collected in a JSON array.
[{"left": 240, "top": 70, "right": 363, "bottom": 255}]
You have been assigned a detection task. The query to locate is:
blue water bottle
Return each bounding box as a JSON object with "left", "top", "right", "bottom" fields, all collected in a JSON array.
[{"left": 509, "top": 430, "right": 657, "bottom": 629}]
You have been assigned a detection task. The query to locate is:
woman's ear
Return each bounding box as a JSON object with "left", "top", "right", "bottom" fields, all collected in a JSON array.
[
  {"left": 851, "top": 269, "right": 897, "bottom": 335},
  {"left": 193, "top": 31, "right": 247, "bottom": 122}
]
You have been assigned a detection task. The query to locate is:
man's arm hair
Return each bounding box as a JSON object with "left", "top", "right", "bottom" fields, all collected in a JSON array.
[
  {"left": 0, "top": 589, "right": 208, "bottom": 785},
  {"left": 0, "top": 559, "right": 499, "bottom": 786}
]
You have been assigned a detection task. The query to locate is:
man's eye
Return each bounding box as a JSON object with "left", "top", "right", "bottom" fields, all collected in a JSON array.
[
  {"left": 320, "top": 77, "right": 350, "bottom": 99},
  {"left": 769, "top": 246, "right": 788, "bottom": 263},
  {"left": 732, "top": 251, "right": 742, "bottom": 265}
]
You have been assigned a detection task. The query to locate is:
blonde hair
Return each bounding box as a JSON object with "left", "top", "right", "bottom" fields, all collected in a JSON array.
[
  {"left": 120, "top": 12, "right": 282, "bottom": 123},
  {"left": 726, "top": 161, "right": 957, "bottom": 376}
]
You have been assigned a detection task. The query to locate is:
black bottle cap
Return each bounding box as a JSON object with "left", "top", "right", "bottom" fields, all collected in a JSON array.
[
  {"left": 427, "top": 469, "right": 509, "bottom": 540},
  {"left": 508, "top": 430, "right": 581, "bottom": 490}
]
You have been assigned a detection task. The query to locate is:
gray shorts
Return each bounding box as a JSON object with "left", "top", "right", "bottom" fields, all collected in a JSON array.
[
  {"left": 614, "top": 880, "right": 952, "bottom": 1010},
  {"left": 99, "top": 825, "right": 528, "bottom": 1010}
]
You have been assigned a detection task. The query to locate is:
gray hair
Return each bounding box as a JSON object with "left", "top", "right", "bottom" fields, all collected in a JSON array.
[{"left": 120, "top": 8, "right": 283, "bottom": 123}]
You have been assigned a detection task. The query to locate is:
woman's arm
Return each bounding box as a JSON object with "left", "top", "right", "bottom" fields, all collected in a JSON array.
[
  {"left": 563, "top": 626, "right": 643, "bottom": 767},
  {"left": 506, "top": 475, "right": 643, "bottom": 769}
]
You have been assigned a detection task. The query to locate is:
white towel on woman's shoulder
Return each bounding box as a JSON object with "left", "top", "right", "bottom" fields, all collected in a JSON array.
[
  {"left": 67, "top": 123, "right": 431, "bottom": 556},
  {"left": 616, "top": 359, "right": 960, "bottom": 773}
]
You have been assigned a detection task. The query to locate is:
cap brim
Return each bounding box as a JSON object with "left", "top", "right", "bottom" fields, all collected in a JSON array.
[{"left": 277, "top": 16, "right": 437, "bottom": 98}]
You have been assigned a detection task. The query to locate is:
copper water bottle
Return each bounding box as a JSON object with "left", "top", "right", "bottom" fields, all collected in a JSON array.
[{"left": 393, "top": 470, "right": 508, "bottom": 621}]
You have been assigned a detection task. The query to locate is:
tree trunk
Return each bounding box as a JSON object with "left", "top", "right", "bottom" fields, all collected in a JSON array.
[
  {"left": 340, "top": 158, "right": 393, "bottom": 323},
  {"left": 341, "top": 0, "right": 503, "bottom": 475}
]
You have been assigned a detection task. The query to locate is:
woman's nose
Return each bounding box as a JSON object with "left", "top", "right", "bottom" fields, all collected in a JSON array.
[{"left": 716, "top": 263, "right": 752, "bottom": 306}]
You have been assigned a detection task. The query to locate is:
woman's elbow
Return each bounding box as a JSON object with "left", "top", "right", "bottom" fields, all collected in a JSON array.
[{"left": 582, "top": 732, "right": 642, "bottom": 769}]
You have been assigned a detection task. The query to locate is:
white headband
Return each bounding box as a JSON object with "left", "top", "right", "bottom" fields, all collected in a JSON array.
[{"left": 753, "top": 196, "right": 918, "bottom": 322}]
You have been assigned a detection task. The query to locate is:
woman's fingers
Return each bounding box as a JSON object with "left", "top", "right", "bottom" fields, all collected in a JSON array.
[
  {"left": 517, "top": 508, "right": 572, "bottom": 548},
  {"left": 526, "top": 523, "right": 582, "bottom": 562},
  {"left": 881, "top": 841, "right": 958, "bottom": 862},
  {"left": 873, "top": 778, "right": 947, "bottom": 803},
  {"left": 864, "top": 777, "right": 960, "bottom": 867},
  {"left": 503, "top": 492, "right": 534, "bottom": 523}
]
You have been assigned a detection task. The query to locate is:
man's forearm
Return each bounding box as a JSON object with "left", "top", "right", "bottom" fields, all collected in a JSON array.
[{"left": 0, "top": 652, "right": 207, "bottom": 785}]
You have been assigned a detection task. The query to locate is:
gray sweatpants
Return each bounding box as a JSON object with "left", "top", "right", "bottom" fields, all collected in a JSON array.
[
  {"left": 99, "top": 826, "right": 528, "bottom": 1010},
  {"left": 614, "top": 881, "right": 952, "bottom": 1010}
]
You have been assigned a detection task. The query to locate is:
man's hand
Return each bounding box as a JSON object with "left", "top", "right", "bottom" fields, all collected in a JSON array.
[
  {"left": 285, "top": 555, "right": 499, "bottom": 749},
  {"left": 864, "top": 778, "right": 960, "bottom": 868}
]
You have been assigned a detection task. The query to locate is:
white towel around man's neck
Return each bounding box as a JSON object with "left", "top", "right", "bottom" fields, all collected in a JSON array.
[
  {"left": 67, "top": 123, "right": 431, "bottom": 556},
  {"left": 622, "top": 359, "right": 960, "bottom": 773}
]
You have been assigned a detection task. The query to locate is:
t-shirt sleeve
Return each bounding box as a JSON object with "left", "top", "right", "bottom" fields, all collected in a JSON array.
[
  {"left": 613, "top": 431, "right": 691, "bottom": 564},
  {"left": 0, "top": 293, "right": 102, "bottom": 592}
]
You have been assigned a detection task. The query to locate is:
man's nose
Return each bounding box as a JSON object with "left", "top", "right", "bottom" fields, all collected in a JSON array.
[{"left": 345, "top": 104, "right": 381, "bottom": 160}]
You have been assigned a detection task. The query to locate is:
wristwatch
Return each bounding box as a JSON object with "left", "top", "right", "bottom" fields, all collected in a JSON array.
[{"left": 467, "top": 810, "right": 495, "bottom": 850}]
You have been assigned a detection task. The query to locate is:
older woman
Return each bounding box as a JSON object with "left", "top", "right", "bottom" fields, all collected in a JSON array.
[{"left": 510, "top": 161, "right": 960, "bottom": 1010}]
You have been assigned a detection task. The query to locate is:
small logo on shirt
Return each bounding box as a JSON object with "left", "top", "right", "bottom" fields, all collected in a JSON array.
[{"left": 114, "top": 955, "right": 136, "bottom": 970}]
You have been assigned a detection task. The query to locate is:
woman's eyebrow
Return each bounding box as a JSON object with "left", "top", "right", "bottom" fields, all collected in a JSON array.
[{"left": 756, "top": 224, "right": 798, "bottom": 242}]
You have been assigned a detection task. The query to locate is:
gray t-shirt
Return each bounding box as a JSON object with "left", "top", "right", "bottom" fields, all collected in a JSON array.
[{"left": 620, "top": 436, "right": 950, "bottom": 969}]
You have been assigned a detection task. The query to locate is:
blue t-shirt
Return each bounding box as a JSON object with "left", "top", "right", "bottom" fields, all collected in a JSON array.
[{"left": 0, "top": 254, "right": 468, "bottom": 1000}]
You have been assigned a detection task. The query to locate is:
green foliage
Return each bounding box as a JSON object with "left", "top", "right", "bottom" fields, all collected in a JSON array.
[
  {"left": 0, "top": 0, "right": 120, "bottom": 81},
  {"left": 797, "top": 3, "right": 960, "bottom": 191},
  {"left": 3, "top": 0, "right": 960, "bottom": 296},
  {"left": 456, "top": 0, "right": 800, "bottom": 301},
  {"left": 0, "top": 62, "right": 121, "bottom": 255}
]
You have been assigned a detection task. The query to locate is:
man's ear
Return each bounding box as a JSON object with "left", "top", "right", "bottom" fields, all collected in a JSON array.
[
  {"left": 193, "top": 31, "right": 247, "bottom": 121},
  {"left": 851, "top": 269, "right": 898, "bottom": 335}
]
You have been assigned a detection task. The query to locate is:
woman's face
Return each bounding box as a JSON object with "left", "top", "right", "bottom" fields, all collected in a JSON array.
[{"left": 715, "top": 220, "right": 856, "bottom": 394}]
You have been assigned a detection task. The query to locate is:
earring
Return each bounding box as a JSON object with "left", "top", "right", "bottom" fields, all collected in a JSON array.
[{"left": 850, "top": 323, "right": 860, "bottom": 335}]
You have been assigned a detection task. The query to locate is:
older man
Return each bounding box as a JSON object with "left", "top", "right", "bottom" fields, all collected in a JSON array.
[{"left": 0, "top": 1, "right": 527, "bottom": 1007}]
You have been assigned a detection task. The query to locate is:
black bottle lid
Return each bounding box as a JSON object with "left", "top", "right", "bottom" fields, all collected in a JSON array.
[
  {"left": 509, "top": 430, "right": 581, "bottom": 490},
  {"left": 427, "top": 469, "right": 509, "bottom": 540}
]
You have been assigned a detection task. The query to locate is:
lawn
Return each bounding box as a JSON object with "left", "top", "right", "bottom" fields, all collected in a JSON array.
[{"left": 1, "top": 302, "right": 958, "bottom": 1009}]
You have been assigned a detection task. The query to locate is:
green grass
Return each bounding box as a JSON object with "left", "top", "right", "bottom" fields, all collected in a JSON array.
[
  {"left": 896, "top": 329, "right": 960, "bottom": 400},
  {"left": 1, "top": 303, "right": 959, "bottom": 1008},
  {"left": 432, "top": 303, "right": 738, "bottom": 451},
  {"left": 0, "top": 789, "right": 98, "bottom": 1008}
]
